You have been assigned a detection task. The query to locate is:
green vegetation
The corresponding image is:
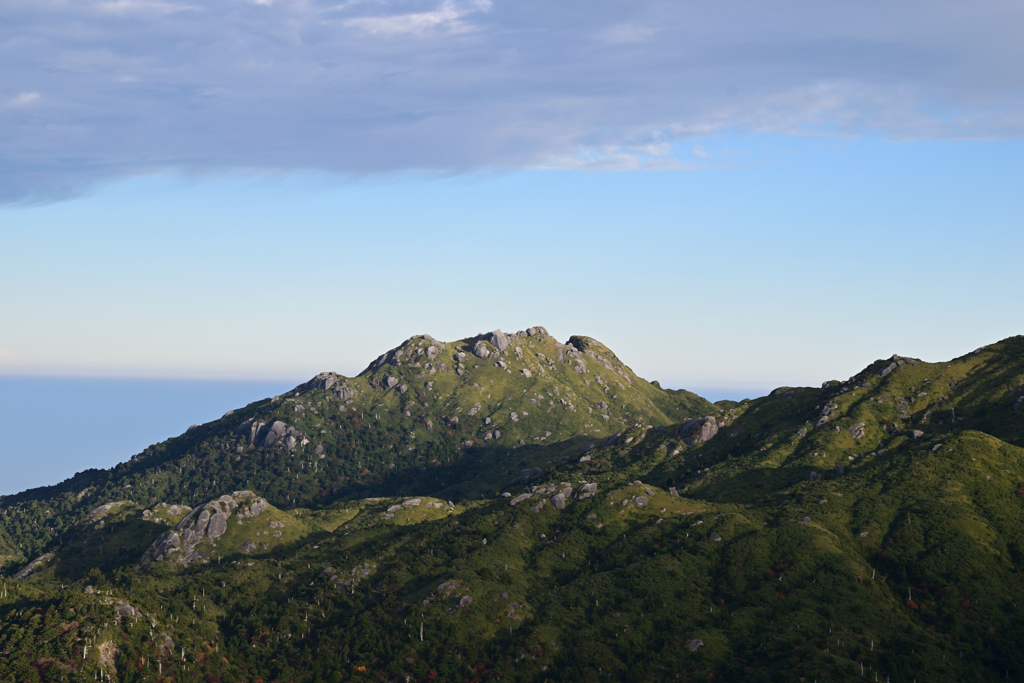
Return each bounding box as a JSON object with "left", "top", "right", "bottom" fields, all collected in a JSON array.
[{"left": 2, "top": 329, "right": 1023, "bottom": 681}]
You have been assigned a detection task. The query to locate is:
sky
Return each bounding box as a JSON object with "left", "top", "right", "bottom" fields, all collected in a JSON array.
[{"left": 2, "top": 0, "right": 1024, "bottom": 490}]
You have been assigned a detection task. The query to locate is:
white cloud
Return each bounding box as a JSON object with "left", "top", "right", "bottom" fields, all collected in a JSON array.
[
  {"left": 345, "top": 0, "right": 488, "bottom": 36},
  {"left": 96, "top": 0, "right": 195, "bottom": 15},
  {"left": 599, "top": 23, "right": 657, "bottom": 44},
  {"left": 2, "top": 0, "right": 1024, "bottom": 201},
  {"left": 7, "top": 92, "right": 41, "bottom": 108}
]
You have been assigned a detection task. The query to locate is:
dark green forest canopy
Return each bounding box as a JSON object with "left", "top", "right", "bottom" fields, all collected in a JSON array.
[{"left": 2, "top": 329, "right": 1023, "bottom": 682}]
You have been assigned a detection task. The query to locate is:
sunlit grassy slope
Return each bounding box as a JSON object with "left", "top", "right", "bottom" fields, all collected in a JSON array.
[{"left": 2, "top": 330, "right": 1023, "bottom": 682}]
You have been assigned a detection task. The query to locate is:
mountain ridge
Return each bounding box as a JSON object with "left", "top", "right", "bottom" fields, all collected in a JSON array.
[{"left": 2, "top": 329, "right": 1023, "bottom": 682}]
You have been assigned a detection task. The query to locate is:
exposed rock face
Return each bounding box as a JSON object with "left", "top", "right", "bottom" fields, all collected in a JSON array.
[
  {"left": 88, "top": 501, "right": 129, "bottom": 521},
  {"left": 12, "top": 553, "right": 54, "bottom": 581},
  {"left": 815, "top": 401, "right": 839, "bottom": 429},
  {"left": 262, "top": 421, "right": 288, "bottom": 448},
  {"left": 509, "top": 493, "right": 532, "bottom": 506},
  {"left": 334, "top": 386, "right": 357, "bottom": 400},
  {"left": 141, "top": 491, "right": 268, "bottom": 567},
  {"left": 688, "top": 638, "right": 704, "bottom": 652},
  {"left": 115, "top": 602, "right": 140, "bottom": 618},
  {"left": 473, "top": 340, "right": 491, "bottom": 359},
  {"left": 880, "top": 361, "right": 899, "bottom": 377},
  {"left": 298, "top": 372, "right": 340, "bottom": 392},
  {"left": 576, "top": 482, "right": 598, "bottom": 500},
  {"left": 550, "top": 493, "right": 567, "bottom": 510},
  {"left": 680, "top": 416, "right": 719, "bottom": 446},
  {"left": 490, "top": 330, "right": 510, "bottom": 352},
  {"left": 850, "top": 422, "right": 866, "bottom": 439}
]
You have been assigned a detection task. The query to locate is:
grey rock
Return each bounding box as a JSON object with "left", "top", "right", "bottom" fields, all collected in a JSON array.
[
  {"left": 334, "top": 386, "right": 357, "bottom": 400},
  {"left": 634, "top": 495, "right": 649, "bottom": 507},
  {"left": 115, "top": 602, "right": 139, "bottom": 617},
  {"left": 522, "top": 369, "right": 532, "bottom": 378},
  {"left": 193, "top": 509, "right": 211, "bottom": 536},
  {"left": 880, "top": 361, "right": 899, "bottom": 377},
  {"left": 12, "top": 553, "right": 54, "bottom": 581},
  {"left": 403, "top": 498, "right": 422, "bottom": 507},
  {"left": 458, "top": 595, "right": 473, "bottom": 608},
  {"left": 850, "top": 422, "right": 866, "bottom": 439},
  {"left": 687, "top": 638, "right": 704, "bottom": 652},
  {"left": 709, "top": 532, "right": 722, "bottom": 542},
  {"left": 576, "top": 482, "right": 598, "bottom": 499},
  {"left": 314, "top": 444, "right": 324, "bottom": 455},
  {"left": 207, "top": 511, "right": 229, "bottom": 539},
  {"left": 800, "top": 516, "right": 811, "bottom": 525},
  {"left": 911, "top": 429, "right": 924, "bottom": 439},
  {"left": 680, "top": 416, "right": 719, "bottom": 446},
  {"left": 284, "top": 435, "right": 297, "bottom": 451},
  {"left": 550, "top": 493, "right": 567, "bottom": 510},
  {"left": 490, "top": 330, "right": 510, "bottom": 351},
  {"left": 385, "top": 375, "right": 399, "bottom": 389},
  {"left": 426, "top": 345, "right": 440, "bottom": 360},
  {"left": 509, "top": 493, "right": 532, "bottom": 506},
  {"left": 249, "top": 498, "right": 269, "bottom": 517},
  {"left": 473, "top": 340, "right": 491, "bottom": 358},
  {"left": 832, "top": 464, "right": 845, "bottom": 476},
  {"left": 669, "top": 487, "right": 679, "bottom": 496}
]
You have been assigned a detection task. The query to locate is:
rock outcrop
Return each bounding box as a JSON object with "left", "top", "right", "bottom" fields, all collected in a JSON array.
[
  {"left": 12, "top": 553, "right": 54, "bottom": 581},
  {"left": 141, "top": 491, "right": 269, "bottom": 567},
  {"left": 680, "top": 416, "right": 719, "bottom": 446}
]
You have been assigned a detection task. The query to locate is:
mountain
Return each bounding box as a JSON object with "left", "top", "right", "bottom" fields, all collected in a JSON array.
[{"left": 1, "top": 329, "right": 1023, "bottom": 682}]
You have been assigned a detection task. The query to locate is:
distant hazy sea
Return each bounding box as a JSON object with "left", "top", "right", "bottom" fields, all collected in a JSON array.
[{"left": 0, "top": 376, "right": 296, "bottom": 496}]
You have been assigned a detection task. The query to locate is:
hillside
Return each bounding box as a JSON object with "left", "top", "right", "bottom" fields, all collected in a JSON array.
[
  {"left": 1, "top": 330, "right": 1023, "bottom": 682},
  {"left": 0, "top": 327, "right": 715, "bottom": 564}
]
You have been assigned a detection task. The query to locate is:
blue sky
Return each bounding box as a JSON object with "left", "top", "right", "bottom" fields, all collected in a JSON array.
[{"left": 2, "top": 0, "right": 1023, "bottom": 396}]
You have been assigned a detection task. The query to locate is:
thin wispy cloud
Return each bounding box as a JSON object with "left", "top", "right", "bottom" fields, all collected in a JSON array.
[
  {"left": 6, "top": 92, "right": 41, "bottom": 108},
  {"left": 346, "top": 0, "right": 489, "bottom": 36},
  {"left": 2, "top": 0, "right": 1024, "bottom": 201},
  {"left": 96, "top": 0, "right": 196, "bottom": 15}
]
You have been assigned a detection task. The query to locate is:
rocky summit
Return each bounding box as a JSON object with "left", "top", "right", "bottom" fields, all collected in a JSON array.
[{"left": 2, "top": 328, "right": 1024, "bottom": 682}]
